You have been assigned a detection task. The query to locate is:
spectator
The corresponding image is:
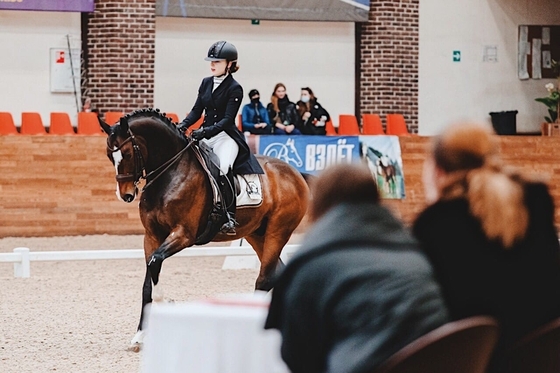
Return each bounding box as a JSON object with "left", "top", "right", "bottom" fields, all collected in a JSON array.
[
  {"left": 266, "top": 83, "right": 301, "bottom": 135},
  {"left": 241, "top": 89, "right": 272, "bottom": 135},
  {"left": 296, "top": 87, "right": 330, "bottom": 135},
  {"left": 265, "top": 163, "right": 449, "bottom": 373},
  {"left": 413, "top": 122, "right": 560, "bottom": 371}
]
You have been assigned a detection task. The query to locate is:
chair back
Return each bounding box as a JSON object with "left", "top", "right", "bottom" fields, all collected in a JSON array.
[
  {"left": 338, "top": 114, "right": 361, "bottom": 135},
  {"left": 20, "top": 112, "right": 47, "bottom": 135},
  {"left": 325, "top": 119, "right": 337, "bottom": 136},
  {"left": 385, "top": 114, "right": 410, "bottom": 136},
  {"left": 373, "top": 316, "right": 500, "bottom": 373},
  {"left": 238, "top": 114, "right": 243, "bottom": 131},
  {"left": 362, "top": 114, "right": 384, "bottom": 135},
  {"left": 104, "top": 111, "right": 124, "bottom": 125},
  {"left": 502, "top": 317, "right": 560, "bottom": 373},
  {"left": 77, "top": 112, "right": 103, "bottom": 135},
  {"left": 49, "top": 112, "right": 75, "bottom": 135},
  {"left": 0, "top": 112, "right": 19, "bottom": 135},
  {"left": 166, "top": 113, "right": 179, "bottom": 123}
]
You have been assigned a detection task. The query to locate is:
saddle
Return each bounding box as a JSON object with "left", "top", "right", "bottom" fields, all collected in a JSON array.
[{"left": 192, "top": 142, "right": 238, "bottom": 245}]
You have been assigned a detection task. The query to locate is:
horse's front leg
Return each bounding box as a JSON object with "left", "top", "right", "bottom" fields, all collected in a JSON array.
[
  {"left": 129, "top": 265, "right": 152, "bottom": 352},
  {"left": 147, "top": 226, "right": 193, "bottom": 302}
]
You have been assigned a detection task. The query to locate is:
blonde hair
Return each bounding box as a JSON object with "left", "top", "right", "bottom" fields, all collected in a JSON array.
[{"left": 433, "top": 123, "right": 528, "bottom": 248}]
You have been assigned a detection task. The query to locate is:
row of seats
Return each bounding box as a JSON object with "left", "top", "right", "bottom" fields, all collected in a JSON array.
[
  {"left": 373, "top": 315, "right": 560, "bottom": 373},
  {"left": 0, "top": 112, "right": 103, "bottom": 135},
  {"left": 336, "top": 113, "right": 411, "bottom": 136},
  {"left": 1, "top": 111, "right": 408, "bottom": 136}
]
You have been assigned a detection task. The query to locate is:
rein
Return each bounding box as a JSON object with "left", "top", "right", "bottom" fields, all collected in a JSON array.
[{"left": 108, "top": 128, "right": 196, "bottom": 192}]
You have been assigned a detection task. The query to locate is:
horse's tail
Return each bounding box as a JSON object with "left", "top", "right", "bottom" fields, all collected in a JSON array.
[{"left": 300, "top": 172, "right": 315, "bottom": 187}]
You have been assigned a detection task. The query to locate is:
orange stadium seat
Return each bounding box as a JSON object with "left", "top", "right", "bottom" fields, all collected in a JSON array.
[
  {"left": 337, "top": 114, "right": 361, "bottom": 135},
  {"left": 104, "top": 111, "right": 124, "bottom": 125},
  {"left": 49, "top": 112, "right": 75, "bottom": 135},
  {"left": 386, "top": 114, "right": 410, "bottom": 136},
  {"left": 166, "top": 112, "right": 179, "bottom": 123},
  {"left": 362, "top": 114, "right": 384, "bottom": 135},
  {"left": 0, "top": 112, "right": 19, "bottom": 135},
  {"left": 20, "top": 112, "right": 47, "bottom": 135},
  {"left": 77, "top": 112, "right": 103, "bottom": 135},
  {"left": 325, "top": 119, "right": 337, "bottom": 136}
]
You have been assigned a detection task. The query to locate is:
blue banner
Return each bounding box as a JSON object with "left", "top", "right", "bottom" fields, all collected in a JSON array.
[{"left": 257, "top": 135, "right": 361, "bottom": 175}]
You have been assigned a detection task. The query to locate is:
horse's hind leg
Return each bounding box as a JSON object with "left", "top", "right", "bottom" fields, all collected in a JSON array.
[{"left": 247, "top": 228, "right": 294, "bottom": 292}]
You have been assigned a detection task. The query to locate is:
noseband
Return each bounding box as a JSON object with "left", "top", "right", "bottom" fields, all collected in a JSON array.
[{"left": 108, "top": 129, "right": 146, "bottom": 186}]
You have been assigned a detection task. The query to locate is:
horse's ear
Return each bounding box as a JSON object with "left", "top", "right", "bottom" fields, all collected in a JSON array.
[
  {"left": 120, "top": 117, "right": 129, "bottom": 132},
  {"left": 98, "top": 116, "right": 112, "bottom": 135},
  {"left": 286, "top": 138, "right": 294, "bottom": 146}
]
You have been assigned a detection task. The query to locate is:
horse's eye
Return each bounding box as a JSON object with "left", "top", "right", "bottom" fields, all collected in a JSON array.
[{"left": 123, "top": 152, "right": 132, "bottom": 160}]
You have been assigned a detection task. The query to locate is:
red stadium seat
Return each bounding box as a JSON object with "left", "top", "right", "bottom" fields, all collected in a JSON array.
[
  {"left": 104, "top": 111, "right": 124, "bottom": 125},
  {"left": 362, "top": 114, "right": 384, "bottom": 135},
  {"left": 0, "top": 112, "right": 19, "bottom": 135},
  {"left": 20, "top": 112, "right": 47, "bottom": 135},
  {"left": 386, "top": 114, "right": 410, "bottom": 136},
  {"left": 338, "top": 114, "right": 360, "bottom": 135},
  {"left": 49, "top": 112, "right": 75, "bottom": 135},
  {"left": 77, "top": 112, "right": 104, "bottom": 135}
]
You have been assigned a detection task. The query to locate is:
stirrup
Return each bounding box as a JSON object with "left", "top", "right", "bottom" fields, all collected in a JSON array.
[{"left": 220, "top": 220, "right": 237, "bottom": 235}]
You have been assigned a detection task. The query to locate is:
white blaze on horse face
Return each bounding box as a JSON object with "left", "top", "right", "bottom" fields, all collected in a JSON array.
[{"left": 112, "top": 148, "right": 124, "bottom": 201}]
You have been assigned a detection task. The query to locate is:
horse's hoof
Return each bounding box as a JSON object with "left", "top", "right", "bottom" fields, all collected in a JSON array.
[{"left": 128, "top": 343, "right": 141, "bottom": 353}]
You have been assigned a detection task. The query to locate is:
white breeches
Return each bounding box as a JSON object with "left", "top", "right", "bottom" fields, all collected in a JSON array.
[{"left": 201, "top": 131, "right": 239, "bottom": 174}]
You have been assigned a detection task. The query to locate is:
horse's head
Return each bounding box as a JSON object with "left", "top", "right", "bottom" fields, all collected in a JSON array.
[
  {"left": 285, "top": 138, "right": 303, "bottom": 167},
  {"left": 100, "top": 108, "right": 188, "bottom": 203},
  {"left": 100, "top": 115, "right": 147, "bottom": 203}
]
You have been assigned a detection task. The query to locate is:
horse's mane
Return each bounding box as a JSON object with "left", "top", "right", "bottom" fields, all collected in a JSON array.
[{"left": 124, "top": 108, "right": 180, "bottom": 134}]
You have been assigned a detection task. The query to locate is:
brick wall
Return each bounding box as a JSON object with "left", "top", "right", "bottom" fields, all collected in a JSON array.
[
  {"left": 84, "top": 0, "right": 156, "bottom": 117},
  {"left": 2, "top": 135, "right": 560, "bottom": 237},
  {"left": 358, "top": 0, "right": 420, "bottom": 133}
]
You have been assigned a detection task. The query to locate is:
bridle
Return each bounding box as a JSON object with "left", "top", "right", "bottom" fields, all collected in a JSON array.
[{"left": 108, "top": 128, "right": 196, "bottom": 191}]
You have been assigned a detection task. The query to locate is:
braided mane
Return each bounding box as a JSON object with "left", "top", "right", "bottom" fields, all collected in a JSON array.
[{"left": 124, "top": 108, "right": 179, "bottom": 133}]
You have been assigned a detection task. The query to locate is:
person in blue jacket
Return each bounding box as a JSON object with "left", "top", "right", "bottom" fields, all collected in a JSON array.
[{"left": 241, "top": 89, "right": 272, "bottom": 134}]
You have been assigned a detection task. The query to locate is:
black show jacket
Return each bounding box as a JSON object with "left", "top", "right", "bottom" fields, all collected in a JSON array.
[{"left": 180, "top": 75, "right": 263, "bottom": 175}]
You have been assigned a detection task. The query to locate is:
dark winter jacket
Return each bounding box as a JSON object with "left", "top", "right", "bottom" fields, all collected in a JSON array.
[
  {"left": 267, "top": 96, "right": 299, "bottom": 127},
  {"left": 413, "top": 181, "right": 560, "bottom": 371},
  {"left": 241, "top": 101, "right": 272, "bottom": 135},
  {"left": 179, "top": 75, "right": 263, "bottom": 175},
  {"left": 296, "top": 100, "right": 331, "bottom": 135},
  {"left": 265, "top": 202, "right": 449, "bottom": 373}
]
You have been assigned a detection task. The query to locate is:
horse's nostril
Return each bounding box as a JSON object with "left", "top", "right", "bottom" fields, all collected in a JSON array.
[{"left": 123, "top": 194, "right": 134, "bottom": 203}]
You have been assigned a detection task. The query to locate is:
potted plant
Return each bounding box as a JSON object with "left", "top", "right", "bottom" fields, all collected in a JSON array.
[{"left": 536, "top": 60, "right": 560, "bottom": 135}]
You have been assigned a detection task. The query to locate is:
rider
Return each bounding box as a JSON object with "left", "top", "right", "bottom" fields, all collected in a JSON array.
[{"left": 178, "top": 41, "right": 263, "bottom": 235}]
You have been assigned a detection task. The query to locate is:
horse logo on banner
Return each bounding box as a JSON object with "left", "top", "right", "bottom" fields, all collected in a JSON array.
[{"left": 262, "top": 138, "right": 303, "bottom": 167}]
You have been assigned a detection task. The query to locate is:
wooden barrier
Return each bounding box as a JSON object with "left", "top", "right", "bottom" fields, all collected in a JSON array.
[{"left": 0, "top": 135, "right": 559, "bottom": 237}]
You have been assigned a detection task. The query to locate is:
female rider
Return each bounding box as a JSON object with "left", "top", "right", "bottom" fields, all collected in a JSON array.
[{"left": 178, "top": 41, "right": 263, "bottom": 235}]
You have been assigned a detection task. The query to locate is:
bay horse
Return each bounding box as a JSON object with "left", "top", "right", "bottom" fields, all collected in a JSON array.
[{"left": 99, "top": 109, "right": 309, "bottom": 351}]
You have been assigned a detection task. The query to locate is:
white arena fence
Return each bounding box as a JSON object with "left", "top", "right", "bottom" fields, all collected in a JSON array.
[{"left": 0, "top": 243, "right": 300, "bottom": 278}]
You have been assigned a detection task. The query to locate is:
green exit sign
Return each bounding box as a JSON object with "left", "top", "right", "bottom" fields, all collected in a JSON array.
[
  {"left": 251, "top": 19, "right": 260, "bottom": 25},
  {"left": 453, "top": 50, "right": 461, "bottom": 62}
]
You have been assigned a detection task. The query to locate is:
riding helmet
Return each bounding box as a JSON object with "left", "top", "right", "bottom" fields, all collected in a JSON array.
[{"left": 205, "top": 41, "right": 238, "bottom": 62}]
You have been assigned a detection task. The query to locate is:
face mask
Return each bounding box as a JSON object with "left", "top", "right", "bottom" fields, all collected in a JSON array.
[
  {"left": 301, "top": 96, "right": 310, "bottom": 103},
  {"left": 251, "top": 97, "right": 260, "bottom": 104}
]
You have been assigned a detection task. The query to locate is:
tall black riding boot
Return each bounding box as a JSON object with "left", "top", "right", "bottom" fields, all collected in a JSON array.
[{"left": 220, "top": 169, "right": 237, "bottom": 235}]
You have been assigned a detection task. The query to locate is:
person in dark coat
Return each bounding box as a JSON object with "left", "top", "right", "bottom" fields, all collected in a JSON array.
[
  {"left": 296, "top": 87, "right": 330, "bottom": 135},
  {"left": 241, "top": 89, "right": 272, "bottom": 135},
  {"left": 265, "top": 163, "right": 449, "bottom": 373},
  {"left": 266, "top": 83, "right": 301, "bottom": 135},
  {"left": 178, "top": 41, "right": 263, "bottom": 235},
  {"left": 413, "top": 122, "right": 560, "bottom": 371}
]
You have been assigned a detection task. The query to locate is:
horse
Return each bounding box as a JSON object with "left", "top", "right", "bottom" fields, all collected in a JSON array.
[{"left": 99, "top": 109, "right": 310, "bottom": 351}]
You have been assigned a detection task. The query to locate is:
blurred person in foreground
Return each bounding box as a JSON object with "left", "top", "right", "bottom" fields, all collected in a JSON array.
[
  {"left": 265, "top": 163, "right": 449, "bottom": 373},
  {"left": 413, "top": 122, "right": 560, "bottom": 370}
]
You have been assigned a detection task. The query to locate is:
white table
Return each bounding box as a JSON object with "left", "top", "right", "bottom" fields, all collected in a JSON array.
[{"left": 141, "top": 293, "right": 289, "bottom": 373}]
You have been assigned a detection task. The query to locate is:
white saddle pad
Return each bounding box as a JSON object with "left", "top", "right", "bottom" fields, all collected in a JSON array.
[{"left": 236, "top": 174, "right": 263, "bottom": 207}]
